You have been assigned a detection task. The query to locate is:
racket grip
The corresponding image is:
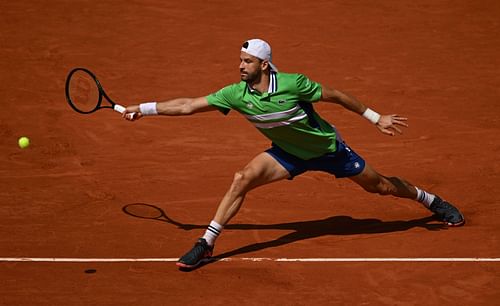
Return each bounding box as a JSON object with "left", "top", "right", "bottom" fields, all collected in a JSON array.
[
  {"left": 114, "top": 104, "right": 137, "bottom": 119},
  {"left": 114, "top": 104, "right": 126, "bottom": 113}
]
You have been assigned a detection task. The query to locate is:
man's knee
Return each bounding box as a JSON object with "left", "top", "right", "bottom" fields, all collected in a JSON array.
[{"left": 231, "top": 169, "right": 254, "bottom": 193}]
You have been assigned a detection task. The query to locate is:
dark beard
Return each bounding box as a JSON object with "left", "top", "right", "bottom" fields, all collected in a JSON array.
[{"left": 241, "top": 70, "right": 261, "bottom": 85}]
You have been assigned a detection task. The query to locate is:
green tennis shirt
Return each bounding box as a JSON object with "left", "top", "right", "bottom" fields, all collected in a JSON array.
[{"left": 206, "top": 72, "right": 337, "bottom": 160}]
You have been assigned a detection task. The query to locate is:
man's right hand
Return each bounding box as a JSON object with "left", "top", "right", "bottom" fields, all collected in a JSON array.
[{"left": 122, "top": 105, "right": 143, "bottom": 121}]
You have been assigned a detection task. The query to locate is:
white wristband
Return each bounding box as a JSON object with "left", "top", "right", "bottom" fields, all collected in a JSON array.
[
  {"left": 139, "top": 102, "right": 158, "bottom": 116},
  {"left": 362, "top": 108, "right": 381, "bottom": 124}
]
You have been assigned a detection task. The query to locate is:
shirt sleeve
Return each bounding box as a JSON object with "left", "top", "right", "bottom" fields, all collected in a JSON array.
[
  {"left": 206, "top": 84, "right": 237, "bottom": 115},
  {"left": 296, "top": 74, "right": 323, "bottom": 102}
]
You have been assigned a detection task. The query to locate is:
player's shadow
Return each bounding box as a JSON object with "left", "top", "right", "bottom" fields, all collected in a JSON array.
[
  {"left": 123, "top": 203, "right": 446, "bottom": 269},
  {"left": 213, "top": 215, "right": 442, "bottom": 261}
]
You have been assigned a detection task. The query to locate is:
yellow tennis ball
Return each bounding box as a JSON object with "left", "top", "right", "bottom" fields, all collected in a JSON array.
[{"left": 18, "top": 136, "right": 30, "bottom": 149}]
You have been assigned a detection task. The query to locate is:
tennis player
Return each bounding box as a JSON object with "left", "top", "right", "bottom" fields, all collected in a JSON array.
[{"left": 123, "top": 39, "right": 465, "bottom": 269}]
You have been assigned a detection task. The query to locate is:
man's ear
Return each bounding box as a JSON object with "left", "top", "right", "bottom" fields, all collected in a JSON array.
[{"left": 261, "top": 60, "right": 270, "bottom": 71}]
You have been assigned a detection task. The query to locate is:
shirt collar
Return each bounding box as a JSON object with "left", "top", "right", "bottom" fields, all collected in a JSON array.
[{"left": 247, "top": 71, "right": 278, "bottom": 94}]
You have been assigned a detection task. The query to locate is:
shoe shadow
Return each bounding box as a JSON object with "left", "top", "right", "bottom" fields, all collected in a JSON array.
[{"left": 123, "top": 203, "right": 446, "bottom": 271}]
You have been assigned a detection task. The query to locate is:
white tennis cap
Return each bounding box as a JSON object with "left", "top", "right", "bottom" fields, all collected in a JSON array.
[{"left": 241, "top": 39, "right": 278, "bottom": 72}]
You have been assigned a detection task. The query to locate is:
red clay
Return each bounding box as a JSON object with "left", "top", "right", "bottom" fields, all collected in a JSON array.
[{"left": 1, "top": 1, "right": 500, "bottom": 305}]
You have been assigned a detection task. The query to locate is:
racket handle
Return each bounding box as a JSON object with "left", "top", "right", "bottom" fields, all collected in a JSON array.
[
  {"left": 114, "top": 104, "right": 137, "bottom": 120},
  {"left": 114, "top": 104, "right": 126, "bottom": 113}
]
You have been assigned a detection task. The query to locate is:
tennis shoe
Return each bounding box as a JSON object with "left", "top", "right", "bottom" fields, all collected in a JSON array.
[
  {"left": 429, "top": 196, "right": 465, "bottom": 226},
  {"left": 176, "top": 238, "right": 214, "bottom": 269}
]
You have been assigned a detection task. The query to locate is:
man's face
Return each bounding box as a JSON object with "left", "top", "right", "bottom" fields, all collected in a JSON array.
[{"left": 239, "top": 51, "right": 267, "bottom": 83}]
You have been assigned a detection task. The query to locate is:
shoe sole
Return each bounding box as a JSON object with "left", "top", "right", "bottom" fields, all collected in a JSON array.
[
  {"left": 176, "top": 257, "right": 212, "bottom": 269},
  {"left": 445, "top": 218, "right": 465, "bottom": 227},
  {"left": 444, "top": 213, "right": 465, "bottom": 227}
]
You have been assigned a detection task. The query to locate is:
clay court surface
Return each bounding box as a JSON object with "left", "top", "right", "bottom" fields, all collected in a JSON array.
[{"left": 1, "top": 0, "right": 500, "bottom": 305}]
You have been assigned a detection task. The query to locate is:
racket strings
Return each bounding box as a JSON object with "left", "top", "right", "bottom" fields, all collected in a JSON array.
[{"left": 67, "top": 70, "right": 101, "bottom": 113}]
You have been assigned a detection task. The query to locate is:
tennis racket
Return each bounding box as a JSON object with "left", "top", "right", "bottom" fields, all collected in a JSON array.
[{"left": 65, "top": 67, "right": 135, "bottom": 118}]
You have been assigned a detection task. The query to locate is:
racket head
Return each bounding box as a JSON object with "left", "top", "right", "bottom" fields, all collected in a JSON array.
[{"left": 65, "top": 68, "right": 109, "bottom": 114}]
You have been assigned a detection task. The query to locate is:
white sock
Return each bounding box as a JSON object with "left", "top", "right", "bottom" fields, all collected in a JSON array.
[
  {"left": 202, "top": 220, "right": 223, "bottom": 246},
  {"left": 415, "top": 187, "right": 436, "bottom": 208}
]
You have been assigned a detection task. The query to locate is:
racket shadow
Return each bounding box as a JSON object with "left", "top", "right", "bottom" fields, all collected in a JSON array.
[{"left": 122, "top": 203, "right": 203, "bottom": 230}]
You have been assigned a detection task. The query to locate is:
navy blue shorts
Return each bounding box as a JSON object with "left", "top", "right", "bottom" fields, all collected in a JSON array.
[{"left": 265, "top": 141, "right": 366, "bottom": 179}]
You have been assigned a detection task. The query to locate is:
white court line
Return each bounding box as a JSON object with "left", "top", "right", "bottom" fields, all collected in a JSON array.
[{"left": 0, "top": 257, "right": 499, "bottom": 262}]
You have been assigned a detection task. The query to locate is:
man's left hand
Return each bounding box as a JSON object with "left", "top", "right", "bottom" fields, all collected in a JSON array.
[{"left": 376, "top": 114, "right": 408, "bottom": 136}]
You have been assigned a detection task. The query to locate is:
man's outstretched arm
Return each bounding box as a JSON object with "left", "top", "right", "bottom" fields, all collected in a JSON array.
[
  {"left": 320, "top": 86, "right": 408, "bottom": 136},
  {"left": 123, "top": 96, "right": 217, "bottom": 121}
]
